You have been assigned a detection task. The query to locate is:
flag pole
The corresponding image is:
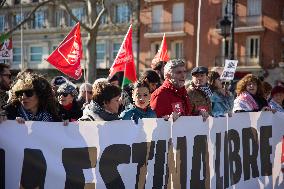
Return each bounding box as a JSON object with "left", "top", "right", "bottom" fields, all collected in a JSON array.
[{"left": 84, "top": 54, "right": 88, "bottom": 102}]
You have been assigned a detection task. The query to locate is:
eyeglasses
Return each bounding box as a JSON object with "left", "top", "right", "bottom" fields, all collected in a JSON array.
[
  {"left": 58, "top": 92, "right": 69, "bottom": 97},
  {"left": 1, "top": 74, "right": 12, "bottom": 79},
  {"left": 15, "top": 89, "right": 35, "bottom": 98}
]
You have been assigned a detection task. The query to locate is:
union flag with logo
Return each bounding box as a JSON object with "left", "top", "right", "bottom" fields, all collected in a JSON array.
[
  {"left": 46, "top": 23, "right": 82, "bottom": 80},
  {"left": 109, "top": 25, "right": 137, "bottom": 87}
]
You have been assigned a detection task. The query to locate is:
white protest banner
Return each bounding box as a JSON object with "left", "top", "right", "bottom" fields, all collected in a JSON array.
[
  {"left": 0, "top": 112, "right": 284, "bottom": 188},
  {"left": 220, "top": 59, "right": 238, "bottom": 81},
  {"left": 0, "top": 37, "right": 12, "bottom": 60}
]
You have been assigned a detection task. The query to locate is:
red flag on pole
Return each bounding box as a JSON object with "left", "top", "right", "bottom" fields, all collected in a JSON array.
[
  {"left": 46, "top": 23, "right": 82, "bottom": 80},
  {"left": 109, "top": 25, "right": 137, "bottom": 86},
  {"left": 151, "top": 33, "right": 170, "bottom": 67}
]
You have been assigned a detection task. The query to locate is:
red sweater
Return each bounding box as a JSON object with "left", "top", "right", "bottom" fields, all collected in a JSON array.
[{"left": 150, "top": 80, "right": 193, "bottom": 118}]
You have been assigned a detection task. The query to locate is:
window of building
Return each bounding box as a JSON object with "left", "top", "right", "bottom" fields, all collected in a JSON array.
[
  {"left": 112, "top": 42, "right": 121, "bottom": 60},
  {"left": 30, "top": 46, "right": 43, "bottom": 62},
  {"left": 55, "top": 9, "right": 66, "bottom": 27},
  {"left": 96, "top": 43, "right": 105, "bottom": 68},
  {"left": 0, "top": 15, "right": 4, "bottom": 32},
  {"left": 13, "top": 48, "right": 21, "bottom": 64},
  {"left": 14, "top": 13, "right": 22, "bottom": 27},
  {"left": 152, "top": 5, "right": 163, "bottom": 32},
  {"left": 171, "top": 41, "right": 183, "bottom": 59},
  {"left": 115, "top": 4, "right": 130, "bottom": 23},
  {"left": 97, "top": 5, "right": 107, "bottom": 24},
  {"left": 70, "top": 7, "right": 85, "bottom": 26},
  {"left": 172, "top": 3, "right": 184, "bottom": 30},
  {"left": 248, "top": 0, "right": 261, "bottom": 16},
  {"left": 246, "top": 36, "right": 260, "bottom": 65},
  {"left": 33, "top": 11, "right": 45, "bottom": 29}
]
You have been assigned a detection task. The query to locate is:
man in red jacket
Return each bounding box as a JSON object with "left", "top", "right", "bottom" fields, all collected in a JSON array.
[{"left": 150, "top": 59, "right": 193, "bottom": 120}]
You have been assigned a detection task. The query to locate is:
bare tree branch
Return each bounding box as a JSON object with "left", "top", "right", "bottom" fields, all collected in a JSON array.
[
  {"left": 91, "top": 0, "right": 105, "bottom": 30},
  {"left": 3, "top": 0, "right": 54, "bottom": 37},
  {"left": 0, "top": 0, "right": 6, "bottom": 8},
  {"left": 61, "top": 0, "right": 91, "bottom": 32}
]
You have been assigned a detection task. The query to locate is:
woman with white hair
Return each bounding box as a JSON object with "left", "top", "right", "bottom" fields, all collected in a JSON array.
[{"left": 77, "top": 83, "right": 93, "bottom": 109}]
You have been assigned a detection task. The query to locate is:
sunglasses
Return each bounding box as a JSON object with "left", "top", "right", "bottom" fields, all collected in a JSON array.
[
  {"left": 58, "top": 92, "right": 69, "bottom": 97},
  {"left": 1, "top": 74, "right": 12, "bottom": 79},
  {"left": 15, "top": 89, "right": 35, "bottom": 98}
]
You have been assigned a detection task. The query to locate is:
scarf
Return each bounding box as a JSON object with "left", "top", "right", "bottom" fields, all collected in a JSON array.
[
  {"left": 18, "top": 105, "right": 54, "bottom": 121},
  {"left": 89, "top": 101, "right": 119, "bottom": 121},
  {"left": 233, "top": 91, "right": 259, "bottom": 112},
  {"left": 198, "top": 85, "right": 213, "bottom": 97}
]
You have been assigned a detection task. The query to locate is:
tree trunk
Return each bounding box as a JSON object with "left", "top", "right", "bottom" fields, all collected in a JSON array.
[{"left": 86, "top": 32, "right": 97, "bottom": 83}]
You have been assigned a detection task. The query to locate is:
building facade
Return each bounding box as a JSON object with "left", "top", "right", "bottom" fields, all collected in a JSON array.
[
  {"left": 0, "top": 0, "right": 138, "bottom": 80},
  {"left": 139, "top": 0, "right": 284, "bottom": 82}
]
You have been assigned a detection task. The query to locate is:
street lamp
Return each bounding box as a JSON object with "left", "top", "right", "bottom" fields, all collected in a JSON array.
[
  {"left": 219, "top": 0, "right": 236, "bottom": 60},
  {"left": 219, "top": 16, "right": 231, "bottom": 39}
]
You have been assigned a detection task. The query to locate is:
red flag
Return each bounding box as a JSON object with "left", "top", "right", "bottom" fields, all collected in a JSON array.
[
  {"left": 109, "top": 25, "right": 137, "bottom": 86},
  {"left": 151, "top": 33, "right": 170, "bottom": 67},
  {"left": 46, "top": 23, "right": 82, "bottom": 80}
]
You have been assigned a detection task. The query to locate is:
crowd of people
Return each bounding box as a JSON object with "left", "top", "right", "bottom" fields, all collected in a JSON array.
[{"left": 0, "top": 58, "right": 284, "bottom": 125}]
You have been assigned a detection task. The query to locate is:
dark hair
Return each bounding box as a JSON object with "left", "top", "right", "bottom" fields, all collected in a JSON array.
[
  {"left": 262, "top": 81, "right": 272, "bottom": 94},
  {"left": 92, "top": 83, "right": 121, "bottom": 107},
  {"left": 208, "top": 71, "right": 220, "bottom": 91},
  {"left": 10, "top": 72, "right": 59, "bottom": 118},
  {"left": 0, "top": 64, "right": 9, "bottom": 74},
  {"left": 140, "top": 70, "right": 160, "bottom": 84},
  {"left": 109, "top": 75, "right": 119, "bottom": 83},
  {"left": 133, "top": 81, "right": 150, "bottom": 92}
]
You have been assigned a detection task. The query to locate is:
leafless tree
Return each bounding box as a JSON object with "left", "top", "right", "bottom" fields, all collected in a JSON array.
[{"left": 1, "top": 0, "right": 116, "bottom": 82}]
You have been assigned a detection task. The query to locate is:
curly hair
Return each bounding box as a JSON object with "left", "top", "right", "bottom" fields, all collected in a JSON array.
[
  {"left": 10, "top": 72, "right": 59, "bottom": 118},
  {"left": 235, "top": 74, "right": 264, "bottom": 96},
  {"left": 92, "top": 82, "right": 121, "bottom": 107}
]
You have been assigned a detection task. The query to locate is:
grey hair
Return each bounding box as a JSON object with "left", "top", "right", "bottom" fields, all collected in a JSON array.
[{"left": 164, "top": 59, "right": 185, "bottom": 78}]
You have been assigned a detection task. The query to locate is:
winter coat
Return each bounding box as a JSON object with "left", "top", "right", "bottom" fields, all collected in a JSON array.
[
  {"left": 210, "top": 91, "right": 234, "bottom": 117},
  {"left": 120, "top": 105, "right": 156, "bottom": 124},
  {"left": 79, "top": 101, "right": 119, "bottom": 121},
  {"left": 269, "top": 99, "right": 284, "bottom": 112},
  {"left": 4, "top": 102, "right": 59, "bottom": 121},
  {"left": 58, "top": 101, "right": 83, "bottom": 122},
  {"left": 187, "top": 82, "right": 212, "bottom": 115},
  {"left": 233, "top": 91, "right": 268, "bottom": 112},
  {"left": 150, "top": 79, "right": 193, "bottom": 118}
]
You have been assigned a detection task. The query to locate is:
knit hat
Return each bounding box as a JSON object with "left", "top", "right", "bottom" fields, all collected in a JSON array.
[
  {"left": 57, "top": 82, "right": 78, "bottom": 97},
  {"left": 51, "top": 76, "right": 68, "bottom": 87},
  {"left": 271, "top": 86, "right": 284, "bottom": 97}
]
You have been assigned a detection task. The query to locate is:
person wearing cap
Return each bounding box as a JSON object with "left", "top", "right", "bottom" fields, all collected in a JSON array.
[
  {"left": 269, "top": 86, "right": 284, "bottom": 112},
  {"left": 77, "top": 83, "right": 93, "bottom": 109},
  {"left": 57, "top": 82, "right": 83, "bottom": 122},
  {"left": 50, "top": 76, "right": 68, "bottom": 95},
  {"left": 3, "top": 72, "right": 60, "bottom": 123},
  {"left": 150, "top": 59, "right": 193, "bottom": 121},
  {"left": 187, "top": 66, "right": 212, "bottom": 119}
]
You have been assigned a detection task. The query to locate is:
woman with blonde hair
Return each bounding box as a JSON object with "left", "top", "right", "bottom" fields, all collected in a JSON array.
[
  {"left": 233, "top": 74, "right": 271, "bottom": 112},
  {"left": 3, "top": 72, "right": 60, "bottom": 123}
]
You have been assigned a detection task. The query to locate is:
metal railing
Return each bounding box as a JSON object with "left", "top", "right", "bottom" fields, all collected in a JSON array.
[
  {"left": 216, "top": 15, "right": 262, "bottom": 28},
  {"left": 146, "top": 21, "right": 184, "bottom": 33},
  {"left": 214, "top": 55, "right": 262, "bottom": 67}
]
